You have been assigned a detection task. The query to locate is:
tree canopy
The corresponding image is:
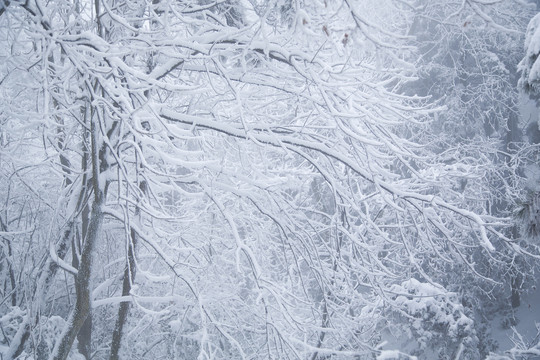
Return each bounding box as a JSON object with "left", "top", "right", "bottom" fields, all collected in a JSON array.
[{"left": 0, "top": 1, "right": 539, "bottom": 359}]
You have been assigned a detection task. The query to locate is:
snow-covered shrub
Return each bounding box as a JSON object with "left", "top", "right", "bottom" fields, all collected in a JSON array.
[
  {"left": 0, "top": 309, "right": 84, "bottom": 360},
  {"left": 0, "top": 306, "right": 25, "bottom": 349},
  {"left": 519, "top": 12, "right": 540, "bottom": 98},
  {"left": 516, "top": 191, "right": 540, "bottom": 243},
  {"left": 385, "top": 279, "right": 478, "bottom": 359}
]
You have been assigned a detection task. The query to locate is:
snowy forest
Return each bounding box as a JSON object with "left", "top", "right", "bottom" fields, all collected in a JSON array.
[{"left": 1, "top": 0, "right": 540, "bottom": 359}]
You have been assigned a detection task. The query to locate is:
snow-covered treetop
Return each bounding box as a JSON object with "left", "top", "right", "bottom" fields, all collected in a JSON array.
[{"left": 519, "top": 12, "right": 540, "bottom": 98}]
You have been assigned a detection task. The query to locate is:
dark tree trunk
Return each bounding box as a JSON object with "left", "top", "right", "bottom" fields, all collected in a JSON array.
[
  {"left": 511, "top": 273, "right": 523, "bottom": 308},
  {"left": 109, "top": 178, "right": 145, "bottom": 360},
  {"left": 77, "top": 316, "right": 93, "bottom": 359},
  {"left": 50, "top": 200, "right": 104, "bottom": 360},
  {"left": 74, "top": 202, "right": 92, "bottom": 360},
  {"left": 109, "top": 227, "right": 138, "bottom": 360},
  {"left": 0, "top": 216, "right": 17, "bottom": 307}
]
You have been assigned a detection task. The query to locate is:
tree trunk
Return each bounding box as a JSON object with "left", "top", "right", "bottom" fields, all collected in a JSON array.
[
  {"left": 511, "top": 273, "right": 523, "bottom": 308},
  {"left": 109, "top": 177, "right": 145, "bottom": 360},
  {"left": 74, "top": 202, "right": 92, "bottom": 360},
  {"left": 0, "top": 216, "right": 17, "bottom": 307},
  {"left": 77, "top": 316, "right": 93, "bottom": 359},
  {"left": 109, "top": 227, "right": 138, "bottom": 360},
  {"left": 50, "top": 200, "right": 104, "bottom": 360}
]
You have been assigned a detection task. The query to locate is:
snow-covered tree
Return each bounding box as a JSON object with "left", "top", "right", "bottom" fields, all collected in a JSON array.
[
  {"left": 0, "top": 1, "right": 538, "bottom": 359},
  {"left": 405, "top": 1, "right": 540, "bottom": 356},
  {"left": 518, "top": 9, "right": 540, "bottom": 244}
]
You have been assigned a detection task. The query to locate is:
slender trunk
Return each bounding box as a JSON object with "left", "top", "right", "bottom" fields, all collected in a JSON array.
[
  {"left": 50, "top": 200, "right": 104, "bottom": 360},
  {"left": 0, "top": 219, "right": 17, "bottom": 308},
  {"left": 109, "top": 227, "right": 137, "bottom": 360},
  {"left": 7, "top": 239, "right": 16, "bottom": 306},
  {"left": 0, "top": 216, "right": 17, "bottom": 307},
  {"left": 109, "top": 177, "right": 145, "bottom": 360},
  {"left": 5, "top": 224, "right": 73, "bottom": 359},
  {"left": 511, "top": 272, "right": 523, "bottom": 308},
  {"left": 74, "top": 202, "right": 92, "bottom": 359}
]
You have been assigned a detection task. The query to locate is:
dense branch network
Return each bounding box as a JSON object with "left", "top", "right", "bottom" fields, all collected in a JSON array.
[{"left": 0, "top": 0, "right": 538, "bottom": 359}]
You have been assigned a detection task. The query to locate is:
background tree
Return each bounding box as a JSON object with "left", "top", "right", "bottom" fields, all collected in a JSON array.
[
  {"left": 406, "top": 0, "right": 540, "bottom": 355},
  {"left": 517, "top": 8, "right": 540, "bottom": 245}
]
